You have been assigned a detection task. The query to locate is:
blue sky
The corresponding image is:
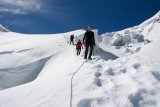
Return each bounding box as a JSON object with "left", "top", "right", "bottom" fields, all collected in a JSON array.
[{"left": 0, "top": 0, "right": 160, "bottom": 34}]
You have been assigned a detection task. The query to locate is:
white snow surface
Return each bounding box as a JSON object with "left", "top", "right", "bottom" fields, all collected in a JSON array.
[{"left": 0, "top": 12, "right": 160, "bottom": 107}]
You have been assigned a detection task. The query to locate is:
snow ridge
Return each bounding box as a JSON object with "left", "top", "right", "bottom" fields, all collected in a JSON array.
[{"left": 0, "top": 24, "right": 9, "bottom": 32}]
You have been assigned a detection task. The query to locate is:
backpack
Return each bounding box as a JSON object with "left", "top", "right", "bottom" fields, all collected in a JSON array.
[{"left": 76, "top": 41, "right": 82, "bottom": 49}]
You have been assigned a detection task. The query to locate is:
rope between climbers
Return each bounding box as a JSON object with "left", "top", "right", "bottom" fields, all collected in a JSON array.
[{"left": 70, "top": 61, "right": 87, "bottom": 107}]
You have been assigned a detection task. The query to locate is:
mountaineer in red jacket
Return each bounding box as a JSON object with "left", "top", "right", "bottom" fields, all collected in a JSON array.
[{"left": 76, "top": 40, "right": 83, "bottom": 56}]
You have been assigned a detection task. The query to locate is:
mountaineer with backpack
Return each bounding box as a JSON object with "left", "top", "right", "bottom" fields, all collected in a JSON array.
[
  {"left": 83, "top": 26, "right": 95, "bottom": 60},
  {"left": 76, "top": 40, "right": 83, "bottom": 56},
  {"left": 70, "top": 34, "right": 74, "bottom": 45}
]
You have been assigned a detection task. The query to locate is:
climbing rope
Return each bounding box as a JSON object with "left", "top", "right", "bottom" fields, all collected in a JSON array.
[
  {"left": 63, "top": 34, "right": 87, "bottom": 107},
  {"left": 70, "top": 61, "right": 87, "bottom": 107}
]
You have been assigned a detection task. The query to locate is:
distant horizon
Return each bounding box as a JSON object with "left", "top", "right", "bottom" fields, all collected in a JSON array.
[
  {"left": 0, "top": 0, "right": 160, "bottom": 34},
  {"left": 2, "top": 11, "right": 159, "bottom": 35}
]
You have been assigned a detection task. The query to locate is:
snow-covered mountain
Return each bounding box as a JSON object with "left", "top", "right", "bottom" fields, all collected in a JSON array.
[
  {"left": 101, "top": 11, "right": 160, "bottom": 56},
  {"left": 0, "top": 24, "right": 9, "bottom": 32},
  {"left": 0, "top": 11, "right": 160, "bottom": 107}
]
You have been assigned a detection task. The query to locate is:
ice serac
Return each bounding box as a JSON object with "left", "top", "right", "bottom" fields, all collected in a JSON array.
[
  {"left": 102, "top": 11, "right": 160, "bottom": 46},
  {"left": 0, "top": 24, "right": 9, "bottom": 32}
]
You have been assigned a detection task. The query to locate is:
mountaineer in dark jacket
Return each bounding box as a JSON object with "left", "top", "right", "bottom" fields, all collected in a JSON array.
[
  {"left": 83, "top": 27, "right": 95, "bottom": 60},
  {"left": 70, "top": 34, "right": 74, "bottom": 45}
]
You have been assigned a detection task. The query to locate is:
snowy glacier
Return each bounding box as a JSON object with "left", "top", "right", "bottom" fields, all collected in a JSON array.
[{"left": 0, "top": 11, "right": 160, "bottom": 107}]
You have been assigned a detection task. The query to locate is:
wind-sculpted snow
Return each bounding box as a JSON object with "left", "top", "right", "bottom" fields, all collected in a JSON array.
[
  {"left": 0, "top": 32, "right": 69, "bottom": 90},
  {"left": 0, "top": 56, "right": 51, "bottom": 90}
]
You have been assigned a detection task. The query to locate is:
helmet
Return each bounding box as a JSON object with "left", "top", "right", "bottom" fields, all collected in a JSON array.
[{"left": 87, "top": 26, "right": 93, "bottom": 31}]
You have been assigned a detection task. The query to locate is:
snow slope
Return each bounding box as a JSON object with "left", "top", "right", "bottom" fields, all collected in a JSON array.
[
  {"left": 0, "top": 30, "right": 86, "bottom": 90},
  {"left": 0, "top": 12, "right": 160, "bottom": 107}
]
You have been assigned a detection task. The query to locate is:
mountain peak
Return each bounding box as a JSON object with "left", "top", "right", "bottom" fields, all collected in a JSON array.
[
  {"left": 0, "top": 24, "right": 9, "bottom": 32},
  {"left": 150, "top": 10, "right": 160, "bottom": 20},
  {"left": 155, "top": 10, "right": 160, "bottom": 16}
]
